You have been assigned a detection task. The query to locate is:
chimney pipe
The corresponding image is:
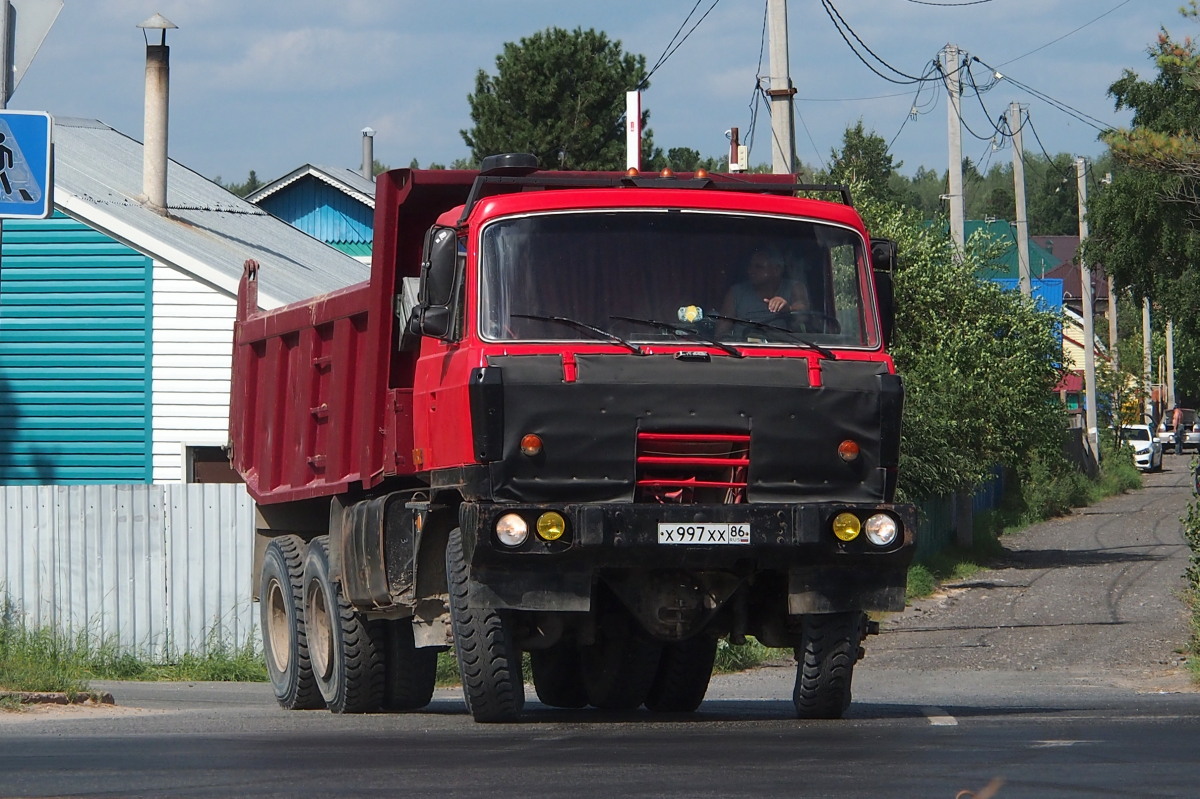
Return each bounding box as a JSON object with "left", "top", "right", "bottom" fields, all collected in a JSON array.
[
  {"left": 138, "top": 14, "right": 177, "bottom": 214},
  {"left": 361, "top": 127, "right": 375, "bottom": 180}
]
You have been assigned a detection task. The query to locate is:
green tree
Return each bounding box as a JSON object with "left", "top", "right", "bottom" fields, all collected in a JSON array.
[
  {"left": 462, "top": 27, "right": 650, "bottom": 170},
  {"left": 823, "top": 121, "right": 900, "bottom": 202},
  {"left": 852, "top": 183, "right": 1067, "bottom": 500},
  {"left": 1087, "top": 3, "right": 1200, "bottom": 401},
  {"left": 215, "top": 170, "right": 262, "bottom": 197}
]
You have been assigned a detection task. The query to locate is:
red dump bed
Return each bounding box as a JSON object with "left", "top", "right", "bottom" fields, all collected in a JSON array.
[{"left": 229, "top": 169, "right": 477, "bottom": 504}]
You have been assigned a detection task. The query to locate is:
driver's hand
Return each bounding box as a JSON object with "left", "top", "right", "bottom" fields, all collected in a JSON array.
[{"left": 764, "top": 296, "right": 788, "bottom": 313}]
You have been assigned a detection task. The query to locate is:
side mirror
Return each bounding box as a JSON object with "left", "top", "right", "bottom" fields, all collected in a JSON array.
[
  {"left": 870, "top": 238, "right": 897, "bottom": 272},
  {"left": 409, "top": 226, "right": 461, "bottom": 342},
  {"left": 408, "top": 306, "right": 452, "bottom": 339},
  {"left": 874, "top": 269, "right": 895, "bottom": 349},
  {"left": 421, "top": 227, "right": 458, "bottom": 306}
]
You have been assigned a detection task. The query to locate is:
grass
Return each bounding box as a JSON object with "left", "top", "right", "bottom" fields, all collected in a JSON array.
[
  {"left": 1181, "top": 468, "right": 1200, "bottom": 684},
  {"left": 1, "top": 596, "right": 267, "bottom": 701}
]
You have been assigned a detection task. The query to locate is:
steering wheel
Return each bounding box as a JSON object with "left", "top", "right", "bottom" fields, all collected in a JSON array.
[{"left": 790, "top": 310, "right": 841, "bottom": 334}]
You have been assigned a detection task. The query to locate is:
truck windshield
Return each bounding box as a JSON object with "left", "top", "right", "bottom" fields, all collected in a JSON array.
[{"left": 478, "top": 209, "right": 879, "bottom": 349}]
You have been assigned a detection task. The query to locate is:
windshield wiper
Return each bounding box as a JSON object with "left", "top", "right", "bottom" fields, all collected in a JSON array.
[
  {"left": 511, "top": 314, "right": 646, "bottom": 355},
  {"left": 708, "top": 313, "right": 836, "bottom": 360},
  {"left": 610, "top": 315, "right": 744, "bottom": 359}
]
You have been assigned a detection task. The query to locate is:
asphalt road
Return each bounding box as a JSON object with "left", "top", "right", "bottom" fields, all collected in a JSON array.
[{"left": 1, "top": 459, "right": 1197, "bottom": 798}]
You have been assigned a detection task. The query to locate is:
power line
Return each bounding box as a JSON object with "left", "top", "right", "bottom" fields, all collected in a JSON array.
[
  {"left": 639, "top": 0, "right": 724, "bottom": 88},
  {"left": 998, "top": 0, "right": 1134, "bottom": 68},
  {"left": 820, "top": 0, "right": 932, "bottom": 84},
  {"left": 973, "top": 57, "right": 1110, "bottom": 131},
  {"left": 888, "top": 60, "right": 941, "bottom": 150},
  {"left": 905, "top": 0, "right": 996, "bottom": 5}
]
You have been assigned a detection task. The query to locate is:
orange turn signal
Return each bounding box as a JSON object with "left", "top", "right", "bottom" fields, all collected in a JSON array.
[
  {"left": 520, "top": 434, "right": 543, "bottom": 456},
  {"left": 837, "top": 440, "right": 860, "bottom": 462}
]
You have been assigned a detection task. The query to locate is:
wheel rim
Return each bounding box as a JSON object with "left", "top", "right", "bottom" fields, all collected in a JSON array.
[
  {"left": 306, "top": 579, "right": 334, "bottom": 681},
  {"left": 264, "top": 577, "right": 291, "bottom": 674}
]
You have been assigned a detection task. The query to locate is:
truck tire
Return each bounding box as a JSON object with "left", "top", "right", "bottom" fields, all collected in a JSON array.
[
  {"left": 792, "top": 611, "right": 865, "bottom": 720},
  {"left": 303, "top": 535, "right": 386, "bottom": 714},
  {"left": 383, "top": 619, "right": 438, "bottom": 711},
  {"left": 259, "top": 535, "right": 322, "bottom": 710},
  {"left": 529, "top": 642, "right": 588, "bottom": 709},
  {"left": 581, "top": 610, "right": 663, "bottom": 711},
  {"left": 644, "top": 635, "right": 718, "bottom": 713},
  {"left": 446, "top": 527, "right": 525, "bottom": 722}
]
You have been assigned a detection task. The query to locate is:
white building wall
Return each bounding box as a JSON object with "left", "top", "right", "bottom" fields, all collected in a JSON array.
[{"left": 151, "top": 262, "right": 236, "bottom": 483}]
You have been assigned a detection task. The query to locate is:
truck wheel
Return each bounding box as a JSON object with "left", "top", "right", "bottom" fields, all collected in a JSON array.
[
  {"left": 581, "top": 610, "right": 662, "bottom": 710},
  {"left": 446, "top": 527, "right": 525, "bottom": 722},
  {"left": 383, "top": 619, "right": 438, "bottom": 711},
  {"left": 792, "top": 611, "right": 865, "bottom": 720},
  {"left": 303, "top": 535, "right": 386, "bottom": 714},
  {"left": 259, "top": 535, "right": 322, "bottom": 710},
  {"left": 529, "top": 642, "right": 588, "bottom": 709},
  {"left": 644, "top": 635, "right": 718, "bottom": 713}
]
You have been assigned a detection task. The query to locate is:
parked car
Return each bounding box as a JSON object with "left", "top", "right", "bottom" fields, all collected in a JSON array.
[
  {"left": 1156, "top": 408, "right": 1199, "bottom": 453},
  {"left": 1122, "top": 424, "right": 1163, "bottom": 472}
]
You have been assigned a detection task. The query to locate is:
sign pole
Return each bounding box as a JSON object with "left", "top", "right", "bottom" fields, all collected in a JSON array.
[{"left": 0, "top": 1, "right": 10, "bottom": 285}]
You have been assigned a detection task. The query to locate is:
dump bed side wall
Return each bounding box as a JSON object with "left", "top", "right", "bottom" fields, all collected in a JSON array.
[{"left": 230, "top": 279, "right": 374, "bottom": 504}]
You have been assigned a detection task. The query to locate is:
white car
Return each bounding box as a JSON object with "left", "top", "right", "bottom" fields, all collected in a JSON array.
[{"left": 1122, "top": 424, "right": 1163, "bottom": 472}]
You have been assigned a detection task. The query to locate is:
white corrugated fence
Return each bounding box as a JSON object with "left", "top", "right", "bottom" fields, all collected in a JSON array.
[{"left": 1, "top": 484, "right": 257, "bottom": 658}]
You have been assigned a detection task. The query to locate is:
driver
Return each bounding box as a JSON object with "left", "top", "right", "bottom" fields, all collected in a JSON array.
[{"left": 715, "top": 249, "right": 809, "bottom": 339}]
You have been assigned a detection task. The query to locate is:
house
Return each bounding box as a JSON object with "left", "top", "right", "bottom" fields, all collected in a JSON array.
[
  {"left": 967, "top": 219, "right": 1062, "bottom": 281},
  {"left": 0, "top": 117, "right": 370, "bottom": 486},
  {"left": 247, "top": 164, "right": 376, "bottom": 262}
]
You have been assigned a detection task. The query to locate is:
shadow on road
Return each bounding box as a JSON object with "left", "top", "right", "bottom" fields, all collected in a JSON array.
[{"left": 991, "top": 545, "right": 1170, "bottom": 571}]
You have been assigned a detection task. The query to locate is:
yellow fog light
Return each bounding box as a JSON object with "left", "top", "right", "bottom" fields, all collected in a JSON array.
[
  {"left": 832, "top": 512, "right": 861, "bottom": 542},
  {"left": 536, "top": 511, "right": 567, "bottom": 541}
]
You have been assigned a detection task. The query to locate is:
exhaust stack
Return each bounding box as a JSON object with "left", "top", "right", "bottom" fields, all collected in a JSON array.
[
  {"left": 361, "top": 127, "right": 375, "bottom": 180},
  {"left": 137, "top": 13, "right": 177, "bottom": 214}
]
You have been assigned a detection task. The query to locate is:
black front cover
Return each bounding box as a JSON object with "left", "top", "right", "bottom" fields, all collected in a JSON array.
[{"left": 473, "top": 353, "right": 897, "bottom": 504}]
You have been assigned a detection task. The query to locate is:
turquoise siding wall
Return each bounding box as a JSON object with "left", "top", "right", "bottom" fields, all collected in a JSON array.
[
  {"left": 257, "top": 177, "right": 373, "bottom": 255},
  {"left": 0, "top": 213, "right": 152, "bottom": 484}
]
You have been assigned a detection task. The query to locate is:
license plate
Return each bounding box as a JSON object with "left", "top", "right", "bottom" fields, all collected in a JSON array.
[{"left": 657, "top": 523, "right": 751, "bottom": 545}]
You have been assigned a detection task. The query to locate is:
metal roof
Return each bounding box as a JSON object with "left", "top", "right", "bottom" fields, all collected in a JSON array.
[
  {"left": 51, "top": 117, "right": 370, "bottom": 309},
  {"left": 246, "top": 164, "right": 377, "bottom": 208}
]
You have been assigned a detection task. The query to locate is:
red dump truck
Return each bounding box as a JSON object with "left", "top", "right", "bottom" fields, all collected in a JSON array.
[{"left": 229, "top": 154, "right": 916, "bottom": 722}]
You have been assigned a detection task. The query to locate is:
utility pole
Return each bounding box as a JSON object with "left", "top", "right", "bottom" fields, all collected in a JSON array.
[
  {"left": 1077, "top": 156, "right": 1098, "bottom": 460},
  {"left": 944, "top": 44, "right": 965, "bottom": 250},
  {"left": 766, "top": 0, "right": 796, "bottom": 175},
  {"left": 1108, "top": 274, "right": 1118, "bottom": 371},
  {"left": 1009, "top": 102, "right": 1031, "bottom": 297},
  {"left": 1143, "top": 298, "right": 1153, "bottom": 423},
  {"left": 1167, "top": 318, "right": 1175, "bottom": 409}
]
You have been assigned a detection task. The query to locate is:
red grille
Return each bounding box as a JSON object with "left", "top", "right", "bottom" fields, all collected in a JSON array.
[{"left": 635, "top": 431, "right": 749, "bottom": 504}]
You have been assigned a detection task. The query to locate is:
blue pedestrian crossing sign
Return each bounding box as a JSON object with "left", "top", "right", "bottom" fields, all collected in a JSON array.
[{"left": 0, "top": 110, "right": 52, "bottom": 219}]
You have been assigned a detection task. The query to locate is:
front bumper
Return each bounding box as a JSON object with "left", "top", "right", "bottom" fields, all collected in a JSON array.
[{"left": 459, "top": 500, "right": 916, "bottom": 614}]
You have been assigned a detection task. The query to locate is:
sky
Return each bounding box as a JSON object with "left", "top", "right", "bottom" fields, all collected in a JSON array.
[{"left": 8, "top": 0, "right": 1186, "bottom": 186}]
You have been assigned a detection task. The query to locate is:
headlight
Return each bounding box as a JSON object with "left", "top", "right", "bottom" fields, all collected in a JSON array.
[
  {"left": 495, "top": 513, "right": 529, "bottom": 547},
  {"left": 832, "top": 512, "right": 861, "bottom": 542},
  {"left": 864, "top": 513, "right": 899, "bottom": 547}
]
